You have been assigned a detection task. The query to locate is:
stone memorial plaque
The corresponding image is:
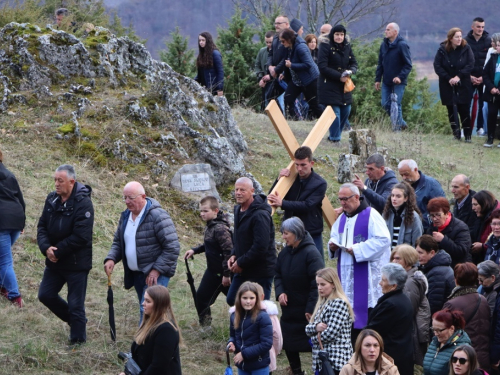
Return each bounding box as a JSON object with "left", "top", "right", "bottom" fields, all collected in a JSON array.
[{"left": 181, "top": 173, "right": 211, "bottom": 192}]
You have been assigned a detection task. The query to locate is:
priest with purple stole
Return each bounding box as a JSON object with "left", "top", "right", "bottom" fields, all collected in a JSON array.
[{"left": 328, "top": 183, "right": 391, "bottom": 346}]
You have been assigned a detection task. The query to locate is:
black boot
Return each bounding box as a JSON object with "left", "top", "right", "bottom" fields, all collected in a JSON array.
[{"left": 463, "top": 126, "right": 472, "bottom": 143}]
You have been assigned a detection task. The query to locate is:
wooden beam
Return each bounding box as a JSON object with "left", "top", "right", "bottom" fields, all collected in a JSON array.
[{"left": 265, "top": 100, "right": 338, "bottom": 228}]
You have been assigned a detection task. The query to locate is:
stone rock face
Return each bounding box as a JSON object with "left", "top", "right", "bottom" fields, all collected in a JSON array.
[
  {"left": 338, "top": 129, "right": 377, "bottom": 183},
  {"left": 349, "top": 129, "right": 377, "bottom": 160},
  {"left": 0, "top": 22, "right": 248, "bottom": 186}
]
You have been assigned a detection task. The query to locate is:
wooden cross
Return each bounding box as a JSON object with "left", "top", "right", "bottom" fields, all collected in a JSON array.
[{"left": 265, "top": 100, "right": 338, "bottom": 228}]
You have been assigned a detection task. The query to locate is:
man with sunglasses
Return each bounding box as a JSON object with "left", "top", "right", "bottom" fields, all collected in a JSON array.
[
  {"left": 328, "top": 183, "right": 391, "bottom": 345},
  {"left": 104, "top": 181, "right": 180, "bottom": 319}
]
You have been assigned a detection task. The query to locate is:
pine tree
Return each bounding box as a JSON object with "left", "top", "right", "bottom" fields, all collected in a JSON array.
[
  {"left": 217, "top": 7, "right": 261, "bottom": 105},
  {"left": 159, "top": 27, "right": 195, "bottom": 77}
]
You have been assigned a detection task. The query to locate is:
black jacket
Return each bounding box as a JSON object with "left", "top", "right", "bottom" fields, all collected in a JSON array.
[
  {"left": 465, "top": 30, "right": 491, "bottom": 77},
  {"left": 433, "top": 43, "right": 474, "bottom": 106},
  {"left": 482, "top": 53, "right": 500, "bottom": 102},
  {"left": 0, "top": 163, "right": 25, "bottom": 231},
  {"left": 131, "top": 322, "right": 182, "bottom": 375},
  {"left": 425, "top": 214, "right": 471, "bottom": 268},
  {"left": 362, "top": 169, "right": 398, "bottom": 214},
  {"left": 272, "top": 169, "right": 327, "bottom": 236},
  {"left": 37, "top": 182, "right": 94, "bottom": 271},
  {"left": 317, "top": 38, "right": 358, "bottom": 106},
  {"left": 192, "top": 211, "right": 232, "bottom": 277},
  {"left": 366, "top": 289, "right": 414, "bottom": 375},
  {"left": 375, "top": 34, "right": 412, "bottom": 86},
  {"left": 233, "top": 194, "right": 276, "bottom": 278},
  {"left": 421, "top": 250, "right": 456, "bottom": 315},
  {"left": 267, "top": 34, "right": 289, "bottom": 78},
  {"left": 274, "top": 232, "right": 324, "bottom": 352},
  {"left": 452, "top": 190, "right": 477, "bottom": 230}
]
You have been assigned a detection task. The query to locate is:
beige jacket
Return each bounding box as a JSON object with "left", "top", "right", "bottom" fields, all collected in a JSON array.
[{"left": 340, "top": 353, "right": 400, "bottom": 375}]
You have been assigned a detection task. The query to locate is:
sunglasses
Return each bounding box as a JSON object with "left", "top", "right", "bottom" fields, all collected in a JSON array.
[{"left": 451, "top": 357, "right": 468, "bottom": 365}]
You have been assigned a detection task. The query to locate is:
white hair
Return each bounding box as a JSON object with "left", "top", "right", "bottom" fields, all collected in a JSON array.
[
  {"left": 398, "top": 159, "right": 418, "bottom": 170},
  {"left": 389, "top": 22, "right": 400, "bottom": 33},
  {"left": 340, "top": 183, "right": 360, "bottom": 196}
]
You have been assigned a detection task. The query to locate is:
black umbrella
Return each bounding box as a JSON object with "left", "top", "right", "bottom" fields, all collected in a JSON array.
[
  {"left": 317, "top": 333, "right": 334, "bottom": 375},
  {"left": 107, "top": 273, "right": 116, "bottom": 342},
  {"left": 185, "top": 258, "right": 197, "bottom": 310}
]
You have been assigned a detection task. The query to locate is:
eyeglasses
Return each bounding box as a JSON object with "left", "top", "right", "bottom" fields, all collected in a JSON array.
[
  {"left": 478, "top": 276, "right": 490, "bottom": 283},
  {"left": 451, "top": 357, "right": 468, "bottom": 365},
  {"left": 431, "top": 327, "right": 447, "bottom": 333},
  {"left": 428, "top": 213, "right": 443, "bottom": 218},
  {"left": 274, "top": 21, "right": 287, "bottom": 25},
  {"left": 122, "top": 194, "right": 141, "bottom": 201},
  {"left": 491, "top": 222, "right": 500, "bottom": 227},
  {"left": 338, "top": 194, "right": 356, "bottom": 202}
]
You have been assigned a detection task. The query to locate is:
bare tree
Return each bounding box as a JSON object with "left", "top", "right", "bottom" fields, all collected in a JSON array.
[{"left": 233, "top": 0, "right": 396, "bottom": 36}]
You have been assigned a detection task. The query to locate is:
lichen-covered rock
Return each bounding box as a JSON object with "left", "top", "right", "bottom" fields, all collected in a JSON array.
[
  {"left": 349, "top": 129, "right": 377, "bottom": 160},
  {"left": 338, "top": 154, "right": 361, "bottom": 183},
  {"left": 0, "top": 22, "right": 249, "bottom": 186}
]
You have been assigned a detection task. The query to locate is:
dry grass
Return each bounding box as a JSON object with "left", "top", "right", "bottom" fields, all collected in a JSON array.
[{"left": 0, "top": 100, "right": 498, "bottom": 374}]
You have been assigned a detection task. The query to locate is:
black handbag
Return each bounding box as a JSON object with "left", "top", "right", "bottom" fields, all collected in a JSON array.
[{"left": 317, "top": 333, "right": 334, "bottom": 375}]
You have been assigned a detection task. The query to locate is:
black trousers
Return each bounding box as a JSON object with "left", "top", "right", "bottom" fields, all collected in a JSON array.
[
  {"left": 284, "top": 79, "right": 322, "bottom": 120},
  {"left": 38, "top": 267, "right": 89, "bottom": 343},
  {"left": 470, "top": 85, "right": 485, "bottom": 129},
  {"left": 196, "top": 268, "right": 229, "bottom": 325},
  {"left": 446, "top": 104, "right": 471, "bottom": 137},
  {"left": 487, "top": 99, "right": 500, "bottom": 140}
]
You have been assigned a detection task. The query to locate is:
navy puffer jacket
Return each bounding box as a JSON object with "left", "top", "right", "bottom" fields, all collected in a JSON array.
[
  {"left": 106, "top": 198, "right": 180, "bottom": 289},
  {"left": 420, "top": 250, "right": 455, "bottom": 315},
  {"left": 287, "top": 37, "right": 319, "bottom": 86},
  {"left": 229, "top": 310, "right": 273, "bottom": 372}
]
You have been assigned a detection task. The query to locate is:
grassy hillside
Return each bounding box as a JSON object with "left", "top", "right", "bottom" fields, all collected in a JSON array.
[{"left": 1, "top": 102, "right": 499, "bottom": 374}]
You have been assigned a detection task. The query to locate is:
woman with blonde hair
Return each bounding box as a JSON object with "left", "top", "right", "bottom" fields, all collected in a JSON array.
[
  {"left": 120, "top": 285, "right": 181, "bottom": 375},
  {"left": 340, "top": 329, "right": 399, "bottom": 375},
  {"left": 305, "top": 267, "right": 354, "bottom": 375}
]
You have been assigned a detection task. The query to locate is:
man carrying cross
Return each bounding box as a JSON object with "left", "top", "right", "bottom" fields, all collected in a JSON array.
[
  {"left": 328, "top": 183, "right": 391, "bottom": 346},
  {"left": 268, "top": 146, "right": 327, "bottom": 259}
]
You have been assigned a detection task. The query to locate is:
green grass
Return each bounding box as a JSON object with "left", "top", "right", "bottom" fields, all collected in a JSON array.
[{"left": 0, "top": 100, "right": 499, "bottom": 374}]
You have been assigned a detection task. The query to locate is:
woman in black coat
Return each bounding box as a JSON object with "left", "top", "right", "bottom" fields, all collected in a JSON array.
[
  {"left": 425, "top": 197, "right": 471, "bottom": 268},
  {"left": 275, "top": 217, "right": 324, "bottom": 375},
  {"left": 121, "top": 285, "right": 182, "bottom": 375},
  {"left": 0, "top": 150, "right": 25, "bottom": 307},
  {"left": 433, "top": 27, "right": 474, "bottom": 141},
  {"left": 317, "top": 24, "right": 358, "bottom": 143},
  {"left": 366, "top": 263, "right": 414, "bottom": 375}
]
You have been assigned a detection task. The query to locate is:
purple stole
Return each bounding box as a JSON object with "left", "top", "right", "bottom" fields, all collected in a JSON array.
[{"left": 337, "top": 207, "right": 371, "bottom": 328}]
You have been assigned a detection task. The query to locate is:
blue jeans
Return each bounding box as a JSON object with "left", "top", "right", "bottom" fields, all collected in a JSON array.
[
  {"left": 381, "top": 83, "right": 407, "bottom": 128},
  {"left": 38, "top": 268, "right": 89, "bottom": 343},
  {"left": 0, "top": 230, "right": 21, "bottom": 299},
  {"left": 238, "top": 366, "right": 270, "bottom": 375},
  {"left": 311, "top": 234, "right": 324, "bottom": 265},
  {"left": 132, "top": 271, "right": 170, "bottom": 322},
  {"left": 226, "top": 273, "right": 273, "bottom": 306},
  {"left": 328, "top": 105, "right": 351, "bottom": 141}
]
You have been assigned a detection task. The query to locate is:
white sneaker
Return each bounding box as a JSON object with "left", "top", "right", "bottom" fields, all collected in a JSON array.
[{"left": 477, "top": 128, "right": 485, "bottom": 136}]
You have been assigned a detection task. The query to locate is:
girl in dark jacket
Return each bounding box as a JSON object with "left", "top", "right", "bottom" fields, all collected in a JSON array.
[
  {"left": 275, "top": 217, "right": 324, "bottom": 375},
  {"left": 448, "top": 346, "right": 485, "bottom": 375},
  {"left": 280, "top": 29, "right": 322, "bottom": 120},
  {"left": 121, "top": 285, "right": 182, "bottom": 375},
  {"left": 433, "top": 27, "right": 474, "bottom": 141},
  {"left": 194, "top": 31, "right": 224, "bottom": 96},
  {"left": 305, "top": 34, "right": 319, "bottom": 64},
  {"left": 482, "top": 39, "right": 500, "bottom": 147},
  {"left": 228, "top": 281, "right": 273, "bottom": 375},
  {"left": 317, "top": 24, "right": 358, "bottom": 142},
  {"left": 471, "top": 190, "right": 500, "bottom": 264},
  {"left": 0, "top": 150, "right": 25, "bottom": 307}
]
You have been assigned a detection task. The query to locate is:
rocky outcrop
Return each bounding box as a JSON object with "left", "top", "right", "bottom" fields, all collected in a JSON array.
[{"left": 0, "top": 22, "right": 248, "bottom": 185}]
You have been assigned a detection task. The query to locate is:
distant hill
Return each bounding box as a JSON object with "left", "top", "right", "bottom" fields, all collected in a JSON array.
[{"left": 104, "top": 0, "right": 499, "bottom": 62}]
